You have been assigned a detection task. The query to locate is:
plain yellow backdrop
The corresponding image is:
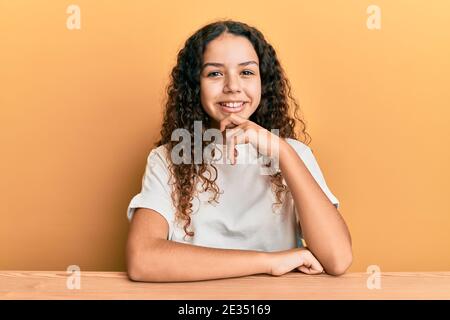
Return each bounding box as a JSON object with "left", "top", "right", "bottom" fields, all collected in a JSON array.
[{"left": 1, "top": 0, "right": 449, "bottom": 272}]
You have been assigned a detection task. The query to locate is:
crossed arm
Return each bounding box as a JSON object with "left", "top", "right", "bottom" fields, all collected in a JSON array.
[{"left": 126, "top": 139, "right": 352, "bottom": 282}]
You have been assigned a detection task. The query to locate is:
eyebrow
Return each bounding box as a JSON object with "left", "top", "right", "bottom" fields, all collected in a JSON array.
[{"left": 202, "top": 60, "right": 259, "bottom": 70}]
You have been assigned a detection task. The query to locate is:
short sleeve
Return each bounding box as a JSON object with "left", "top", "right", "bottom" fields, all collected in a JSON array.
[
  {"left": 126, "top": 147, "right": 176, "bottom": 239},
  {"left": 286, "top": 139, "right": 340, "bottom": 209}
]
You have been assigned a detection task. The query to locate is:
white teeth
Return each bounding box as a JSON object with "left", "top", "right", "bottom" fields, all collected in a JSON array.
[{"left": 220, "top": 102, "right": 245, "bottom": 108}]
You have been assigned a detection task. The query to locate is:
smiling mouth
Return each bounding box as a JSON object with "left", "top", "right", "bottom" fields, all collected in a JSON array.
[
  {"left": 217, "top": 102, "right": 248, "bottom": 113},
  {"left": 218, "top": 101, "right": 248, "bottom": 108}
]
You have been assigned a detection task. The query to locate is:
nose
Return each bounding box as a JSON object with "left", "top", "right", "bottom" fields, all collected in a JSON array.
[{"left": 223, "top": 74, "right": 241, "bottom": 93}]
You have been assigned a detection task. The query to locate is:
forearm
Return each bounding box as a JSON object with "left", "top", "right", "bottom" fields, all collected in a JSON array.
[
  {"left": 278, "top": 139, "right": 352, "bottom": 274},
  {"left": 128, "top": 239, "right": 271, "bottom": 282}
]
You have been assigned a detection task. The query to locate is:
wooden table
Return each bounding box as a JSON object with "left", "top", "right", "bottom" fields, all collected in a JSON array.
[{"left": 1, "top": 271, "right": 449, "bottom": 300}]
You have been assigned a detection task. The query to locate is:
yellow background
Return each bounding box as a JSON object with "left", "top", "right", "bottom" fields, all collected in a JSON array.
[{"left": 1, "top": 0, "right": 449, "bottom": 272}]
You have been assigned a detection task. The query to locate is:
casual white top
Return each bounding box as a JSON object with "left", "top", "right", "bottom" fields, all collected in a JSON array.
[{"left": 126, "top": 138, "right": 339, "bottom": 252}]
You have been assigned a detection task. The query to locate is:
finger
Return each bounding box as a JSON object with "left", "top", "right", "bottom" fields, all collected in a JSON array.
[
  {"left": 219, "top": 114, "right": 246, "bottom": 132},
  {"left": 226, "top": 124, "right": 246, "bottom": 138},
  {"left": 229, "top": 127, "right": 259, "bottom": 146},
  {"left": 226, "top": 130, "right": 238, "bottom": 165},
  {"left": 300, "top": 250, "right": 324, "bottom": 273},
  {"left": 228, "top": 113, "right": 247, "bottom": 125},
  {"left": 220, "top": 118, "right": 234, "bottom": 133},
  {"left": 229, "top": 134, "right": 235, "bottom": 165},
  {"left": 298, "top": 265, "right": 323, "bottom": 275},
  {"left": 310, "top": 268, "right": 325, "bottom": 275},
  {"left": 297, "top": 265, "right": 313, "bottom": 274},
  {"left": 309, "top": 257, "right": 324, "bottom": 274},
  {"left": 245, "top": 128, "right": 259, "bottom": 152},
  {"left": 227, "top": 130, "right": 247, "bottom": 165}
]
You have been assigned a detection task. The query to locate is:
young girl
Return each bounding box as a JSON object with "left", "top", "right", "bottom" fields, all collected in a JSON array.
[{"left": 126, "top": 20, "right": 352, "bottom": 282}]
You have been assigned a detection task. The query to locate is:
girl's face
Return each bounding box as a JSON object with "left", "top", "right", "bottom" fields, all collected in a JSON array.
[{"left": 200, "top": 33, "right": 261, "bottom": 129}]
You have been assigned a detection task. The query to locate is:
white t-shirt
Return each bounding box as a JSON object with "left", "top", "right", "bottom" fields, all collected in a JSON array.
[{"left": 126, "top": 138, "right": 339, "bottom": 252}]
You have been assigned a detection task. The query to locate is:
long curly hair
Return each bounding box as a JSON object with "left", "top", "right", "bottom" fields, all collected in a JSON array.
[{"left": 154, "top": 20, "right": 311, "bottom": 239}]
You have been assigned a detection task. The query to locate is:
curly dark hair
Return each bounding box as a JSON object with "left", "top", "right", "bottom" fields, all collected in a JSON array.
[{"left": 154, "top": 20, "right": 311, "bottom": 239}]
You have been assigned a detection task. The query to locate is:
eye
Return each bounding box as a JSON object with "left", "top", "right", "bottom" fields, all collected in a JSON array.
[
  {"left": 242, "top": 70, "right": 254, "bottom": 76},
  {"left": 207, "top": 70, "right": 255, "bottom": 77},
  {"left": 207, "top": 71, "right": 222, "bottom": 77}
]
